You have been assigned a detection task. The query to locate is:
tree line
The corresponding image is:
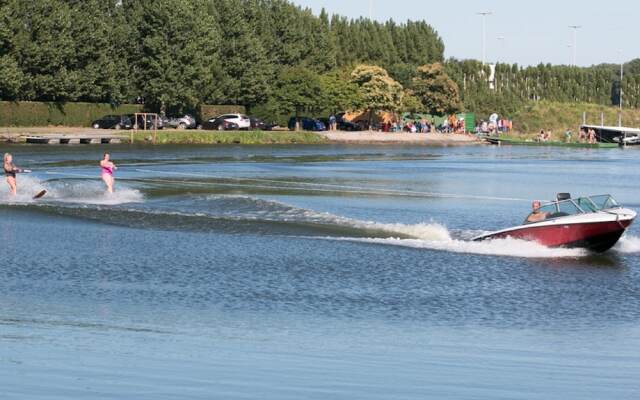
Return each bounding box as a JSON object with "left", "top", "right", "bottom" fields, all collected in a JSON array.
[
  {"left": 0, "top": 0, "right": 444, "bottom": 116},
  {"left": 445, "top": 59, "right": 640, "bottom": 118},
  {"left": 0, "top": 0, "right": 638, "bottom": 121}
]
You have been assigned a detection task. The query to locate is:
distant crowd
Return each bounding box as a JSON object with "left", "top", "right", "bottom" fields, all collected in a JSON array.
[
  {"left": 475, "top": 113, "right": 513, "bottom": 135},
  {"left": 536, "top": 127, "right": 598, "bottom": 144}
]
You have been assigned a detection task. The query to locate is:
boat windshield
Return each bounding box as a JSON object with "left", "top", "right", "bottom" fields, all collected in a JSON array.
[
  {"left": 588, "top": 195, "right": 619, "bottom": 210},
  {"left": 524, "top": 195, "right": 621, "bottom": 224},
  {"left": 524, "top": 198, "right": 583, "bottom": 224}
]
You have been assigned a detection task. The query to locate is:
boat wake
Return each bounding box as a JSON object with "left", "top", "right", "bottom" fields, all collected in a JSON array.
[
  {"left": 0, "top": 190, "right": 631, "bottom": 258},
  {"left": 0, "top": 175, "right": 143, "bottom": 205},
  {"left": 328, "top": 235, "right": 588, "bottom": 258}
]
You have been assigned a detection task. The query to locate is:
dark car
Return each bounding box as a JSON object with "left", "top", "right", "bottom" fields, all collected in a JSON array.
[
  {"left": 127, "top": 114, "right": 163, "bottom": 130},
  {"left": 201, "top": 117, "right": 240, "bottom": 131},
  {"left": 288, "top": 117, "right": 326, "bottom": 131},
  {"left": 91, "top": 115, "right": 133, "bottom": 130},
  {"left": 250, "top": 117, "right": 276, "bottom": 131},
  {"left": 338, "top": 120, "right": 361, "bottom": 131}
]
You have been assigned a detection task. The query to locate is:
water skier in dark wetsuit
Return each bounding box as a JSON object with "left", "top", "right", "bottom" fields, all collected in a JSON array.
[{"left": 3, "top": 153, "right": 22, "bottom": 196}]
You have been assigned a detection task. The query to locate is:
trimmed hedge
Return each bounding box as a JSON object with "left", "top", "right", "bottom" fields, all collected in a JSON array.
[
  {"left": 200, "top": 104, "right": 246, "bottom": 121},
  {"left": 0, "top": 101, "right": 143, "bottom": 127},
  {"left": 0, "top": 101, "right": 250, "bottom": 127}
]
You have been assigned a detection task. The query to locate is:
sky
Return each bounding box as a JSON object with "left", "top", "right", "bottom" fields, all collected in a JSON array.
[{"left": 290, "top": 0, "right": 638, "bottom": 67}]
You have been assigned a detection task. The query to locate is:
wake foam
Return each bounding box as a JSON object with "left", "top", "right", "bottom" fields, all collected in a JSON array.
[
  {"left": 0, "top": 175, "right": 143, "bottom": 205},
  {"left": 615, "top": 235, "right": 640, "bottom": 253},
  {"left": 330, "top": 235, "right": 588, "bottom": 258},
  {"left": 198, "top": 195, "right": 588, "bottom": 258}
]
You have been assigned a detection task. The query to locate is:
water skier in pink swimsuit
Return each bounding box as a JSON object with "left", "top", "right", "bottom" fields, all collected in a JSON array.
[{"left": 100, "top": 153, "right": 117, "bottom": 193}]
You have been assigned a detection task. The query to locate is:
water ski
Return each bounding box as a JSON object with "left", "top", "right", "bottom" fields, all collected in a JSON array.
[{"left": 33, "top": 189, "right": 47, "bottom": 199}]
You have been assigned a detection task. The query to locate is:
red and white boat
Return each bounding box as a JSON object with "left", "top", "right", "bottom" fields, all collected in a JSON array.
[{"left": 473, "top": 194, "right": 636, "bottom": 253}]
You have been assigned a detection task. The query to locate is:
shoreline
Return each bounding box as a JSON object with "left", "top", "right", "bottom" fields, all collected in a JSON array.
[{"left": 0, "top": 126, "right": 481, "bottom": 146}]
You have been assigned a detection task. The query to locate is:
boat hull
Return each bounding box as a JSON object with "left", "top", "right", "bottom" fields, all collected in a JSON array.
[{"left": 474, "top": 219, "right": 634, "bottom": 253}]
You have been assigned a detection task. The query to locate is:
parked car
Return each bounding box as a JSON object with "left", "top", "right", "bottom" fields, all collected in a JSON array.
[
  {"left": 288, "top": 117, "right": 326, "bottom": 131},
  {"left": 250, "top": 117, "right": 276, "bottom": 131},
  {"left": 91, "top": 115, "right": 133, "bottom": 130},
  {"left": 218, "top": 113, "right": 251, "bottom": 130},
  {"left": 318, "top": 118, "right": 361, "bottom": 131},
  {"left": 164, "top": 114, "right": 197, "bottom": 129},
  {"left": 201, "top": 116, "right": 240, "bottom": 131},
  {"left": 127, "top": 114, "right": 163, "bottom": 130}
]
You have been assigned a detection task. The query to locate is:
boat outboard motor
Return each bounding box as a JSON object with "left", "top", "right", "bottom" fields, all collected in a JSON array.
[{"left": 557, "top": 193, "right": 571, "bottom": 201}]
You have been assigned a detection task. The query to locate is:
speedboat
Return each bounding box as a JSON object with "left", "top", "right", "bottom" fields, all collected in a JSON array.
[{"left": 473, "top": 194, "right": 636, "bottom": 253}]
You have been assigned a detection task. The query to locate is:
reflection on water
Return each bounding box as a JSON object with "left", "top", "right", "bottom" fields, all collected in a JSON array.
[{"left": 1, "top": 144, "right": 639, "bottom": 399}]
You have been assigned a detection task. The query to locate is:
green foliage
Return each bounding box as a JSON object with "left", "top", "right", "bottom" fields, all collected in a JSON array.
[
  {"left": 319, "top": 71, "right": 362, "bottom": 114},
  {"left": 127, "top": 0, "right": 222, "bottom": 114},
  {"left": 271, "top": 67, "right": 324, "bottom": 129},
  {"left": 351, "top": 65, "right": 403, "bottom": 118},
  {"left": 0, "top": 0, "right": 444, "bottom": 114},
  {"left": 0, "top": 101, "right": 142, "bottom": 126},
  {"left": 411, "top": 63, "right": 461, "bottom": 115},
  {"left": 213, "top": 0, "right": 272, "bottom": 107},
  {"left": 445, "top": 59, "right": 640, "bottom": 118},
  {"left": 0, "top": 55, "right": 24, "bottom": 99}
]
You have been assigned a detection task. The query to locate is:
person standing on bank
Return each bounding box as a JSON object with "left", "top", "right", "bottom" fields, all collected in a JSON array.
[{"left": 100, "top": 152, "right": 117, "bottom": 193}]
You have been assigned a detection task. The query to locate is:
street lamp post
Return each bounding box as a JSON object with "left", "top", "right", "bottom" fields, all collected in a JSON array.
[
  {"left": 477, "top": 12, "right": 492, "bottom": 65},
  {"left": 619, "top": 50, "right": 624, "bottom": 111},
  {"left": 568, "top": 25, "right": 581, "bottom": 66},
  {"left": 497, "top": 36, "right": 505, "bottom": 63}
]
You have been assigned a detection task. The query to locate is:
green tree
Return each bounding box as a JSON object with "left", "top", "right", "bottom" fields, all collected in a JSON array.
[
  {"left": 351, "top": 65, "right": 403, "bottom": 129},
  {"left": 129, "top": 0, "right": 222, "bottom": 113},
  {"left": 411, "top": 63, "right": 461, "bottom": 115},
  {"left": 213, "top": 0, "right": 272, "bottom": 108},
  {"left": 272, "top": 66, "right": 324, "bottom": 131},
  {"left": 319, "top": 71, "right": 361, "bottom": 114}
]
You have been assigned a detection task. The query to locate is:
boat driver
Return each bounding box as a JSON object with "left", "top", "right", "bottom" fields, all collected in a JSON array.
[{"left": 526, "top": 200, "right": 549, "bottom": 223}]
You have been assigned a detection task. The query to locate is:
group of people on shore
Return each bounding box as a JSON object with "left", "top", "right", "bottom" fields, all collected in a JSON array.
[
  {"left": 3, "top": 152, "right": 117, "bottom": 196},
  {"left": 578, "top": 127, "right": 598, "bottom": 144},
  {"left": 537, "top": 127, "right": 598, "bottom": 143},
  {"left": 476, "top": 113, "right": 513, "bottom": 135},
  {"left": 382, "top": 119, "right": 434, "bottom": 133}
]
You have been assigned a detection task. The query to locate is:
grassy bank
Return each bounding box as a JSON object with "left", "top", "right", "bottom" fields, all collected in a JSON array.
[
  {"left": 513, "top": 101, "right": 640, "bottom": 137},
  {"left": 130, "top": 130, "right": 328, "bottom": 145}
]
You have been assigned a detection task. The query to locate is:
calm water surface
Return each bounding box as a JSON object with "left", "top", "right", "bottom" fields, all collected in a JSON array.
[{"left": 1, "top": 144, "right": 639, "bottom": 399}]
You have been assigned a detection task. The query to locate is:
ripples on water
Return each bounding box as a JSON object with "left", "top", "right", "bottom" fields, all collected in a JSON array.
[{"left": 1, "top": 145, "right": 640, "bottom": 399}]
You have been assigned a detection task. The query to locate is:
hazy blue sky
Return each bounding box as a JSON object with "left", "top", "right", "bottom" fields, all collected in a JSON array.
[{"left": 291, "top": 0, "right": 637, "bottom": 66}]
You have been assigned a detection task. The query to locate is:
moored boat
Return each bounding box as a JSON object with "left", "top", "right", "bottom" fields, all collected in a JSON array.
[{"left": 473, "top": 194, "right": 636, "bottom": 253}]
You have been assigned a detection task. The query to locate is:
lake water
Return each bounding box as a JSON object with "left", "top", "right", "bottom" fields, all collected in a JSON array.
[{"left": 1, "top": 144, "right": 639, "bottom": 399}]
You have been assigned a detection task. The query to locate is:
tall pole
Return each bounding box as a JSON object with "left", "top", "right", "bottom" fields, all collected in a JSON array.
[
  {"left": 569, "top": 25, "right": 581, "bottom": 66},
  {"left": 477, "top": 12, "right": 492, "bottom": 65},
  {"left": 369, "top": 0, "right": 373, "bottom": 20},
  {"left": 497, "top": 36, "right": 505, "bottom": 64},
  {"left": 619, "top": 50, "right": 624, "bottom": 111}
]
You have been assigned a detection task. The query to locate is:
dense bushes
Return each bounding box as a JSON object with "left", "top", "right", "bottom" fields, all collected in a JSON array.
[{"left": 0, "top": 101, "right": 142, "bottom": 127}]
